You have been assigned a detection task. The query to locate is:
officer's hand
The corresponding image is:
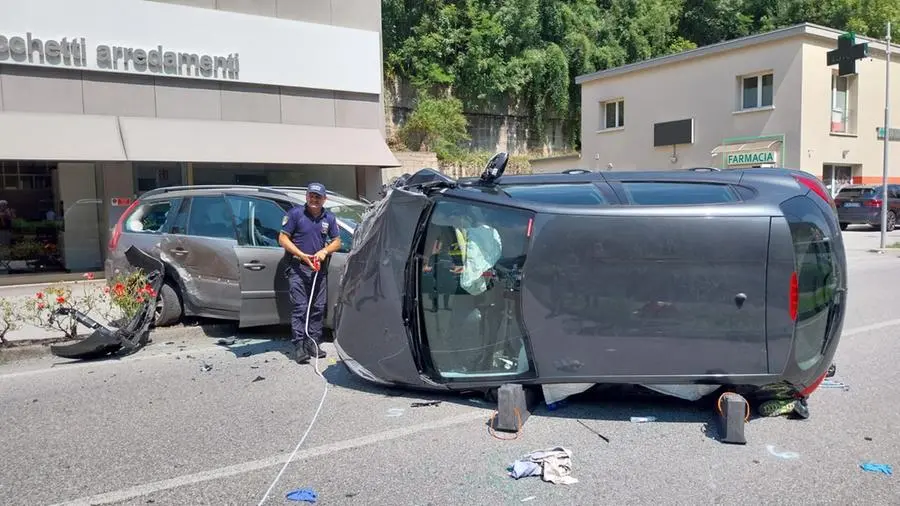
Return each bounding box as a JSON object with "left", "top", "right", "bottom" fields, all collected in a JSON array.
[{"left": 315, "top": 250, "right": 327, "bottom": 262}]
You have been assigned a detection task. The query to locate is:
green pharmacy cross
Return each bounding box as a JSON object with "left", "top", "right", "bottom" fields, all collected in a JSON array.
[{"left": 827, "top": 32, "right": 869, "bottom": 76}]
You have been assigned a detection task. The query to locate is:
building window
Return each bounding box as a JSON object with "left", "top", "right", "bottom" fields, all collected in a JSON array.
[
  {"left": 601, "top": 99, "right": 624, "bottom": 129},
  {"left": 831, "top": 73, "right": 857, "bottom": 135},
  {"left": 740, "top": 72, "right": 774, "bottom": 110}
]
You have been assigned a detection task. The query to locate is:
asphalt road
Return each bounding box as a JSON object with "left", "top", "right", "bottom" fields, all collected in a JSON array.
[{"left": 1, "top": 228, "right": 899, "bottom": 505}]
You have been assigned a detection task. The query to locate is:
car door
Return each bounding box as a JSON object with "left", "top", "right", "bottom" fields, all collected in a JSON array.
[
  {"left": 159, "top": 193, "right": 242, "bottom": 318},
  {"left": 225, "top": 193, "right": 293, "bottom": 328}
]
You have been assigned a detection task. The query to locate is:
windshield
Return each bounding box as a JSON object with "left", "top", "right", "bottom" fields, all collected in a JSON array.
[{"left": 328, "top": 204, "right": 367, "bottom": 228}]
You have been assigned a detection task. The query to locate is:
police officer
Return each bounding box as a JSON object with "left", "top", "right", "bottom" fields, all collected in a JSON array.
[{"left": 278, "top": 183, "right": 342, "bottom": 364}]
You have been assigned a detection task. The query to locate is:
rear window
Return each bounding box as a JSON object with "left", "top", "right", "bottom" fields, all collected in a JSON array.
[
  {"left": 781, "top": 196, "right": 839, "bottom": 370},
  {"left": 124, "top": 200, "right": 172, "bottom": 233},
  {"left": 501, "top": 183, "right": 608, "bottom": 205},
  {"left": 619, "top": 182, "right": 739, "bottom": 205},
  {"left": 836, "top": 187, "right": 878, "bottom": 199}
]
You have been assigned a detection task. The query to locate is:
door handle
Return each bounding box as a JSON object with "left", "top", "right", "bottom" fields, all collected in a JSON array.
[
  {"left": 243, "top": 262, "right": 266, "bottom": 271},
  {"left": 170, "top": 248, "right": 188, "bottom": 256}
]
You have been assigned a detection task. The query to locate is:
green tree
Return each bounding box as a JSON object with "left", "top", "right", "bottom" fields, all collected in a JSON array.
[{"left": 398, "top": 95, "right": 471, "bottom": 159}]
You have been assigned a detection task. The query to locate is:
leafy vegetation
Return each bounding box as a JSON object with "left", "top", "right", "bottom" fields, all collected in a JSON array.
[{"left": 384, "top": 0, "right": 899, "bottom": 162}]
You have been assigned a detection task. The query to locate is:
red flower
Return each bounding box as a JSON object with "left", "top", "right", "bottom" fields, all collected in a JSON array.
[
  {"left": 136, "top": 296, "right": 145, "bottom": 303},
  {"left": 37, "top": 303, "right": 45, "bottom": 310},
  {"left": 83, "top": 272, "right": 95, "bottom": 280},
  {"left": 36, "top": 292, "right": 44, "bottom": 299},
  {"left": 56, "top": 296, "right": 66, "bottom": 304},
  {"left": 103, "top": 286, "right": 110, "bottom": 294}
]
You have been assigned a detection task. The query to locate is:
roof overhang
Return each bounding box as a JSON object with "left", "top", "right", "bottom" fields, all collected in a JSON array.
[
  {"left": 118, "top": 116, "right": 400, "bottom": 167},
  {"left": 575, "top": 23, "right": 900, "bottom": 85},
  {"left": 0, "top": 111, "right": 127, "bottom": 161},
  {"left": 0, "top": 112, "right": 400, "bottom": 168}
]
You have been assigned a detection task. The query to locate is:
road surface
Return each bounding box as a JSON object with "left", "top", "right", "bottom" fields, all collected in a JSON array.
[{"left": 0, "top": 228, "right": 898, "bottom": 505}]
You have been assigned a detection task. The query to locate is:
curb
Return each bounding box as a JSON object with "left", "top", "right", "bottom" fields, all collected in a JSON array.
[{"left": 0, "top": 322, "right": 239, "bottom": 364}]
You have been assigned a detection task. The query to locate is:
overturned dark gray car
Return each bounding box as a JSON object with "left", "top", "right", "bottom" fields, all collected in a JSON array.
[{"left": 332, "top": 154, "right": 846, "bottom": 416}]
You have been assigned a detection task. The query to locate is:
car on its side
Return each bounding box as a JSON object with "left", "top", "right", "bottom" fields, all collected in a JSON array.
[
  {"left": 333, "top": 154, "right": 846, "bottom": 414},
  {"left": 833, "top": 184, "right": 900, "bottom": 231},
  {"left": 105, "top": 185, "right": 367, "bottom": 330}
]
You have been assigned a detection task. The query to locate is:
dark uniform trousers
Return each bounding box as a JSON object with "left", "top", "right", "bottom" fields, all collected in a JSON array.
[{"left": 287, "top": 258, "right": 327, "bottom": 345}]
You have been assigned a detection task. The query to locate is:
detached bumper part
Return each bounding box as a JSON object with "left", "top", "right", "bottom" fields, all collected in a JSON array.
[{"left": 50, "top": 246, "right": 165, "bottom": 361}]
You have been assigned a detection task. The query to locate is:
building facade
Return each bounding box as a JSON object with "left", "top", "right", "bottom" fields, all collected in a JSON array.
[
  {"left": 0, "top": 0, "right": 397, "bottom": 284},
  {"left": 576, "top": 23, "right": 899, "bottom": 190}
]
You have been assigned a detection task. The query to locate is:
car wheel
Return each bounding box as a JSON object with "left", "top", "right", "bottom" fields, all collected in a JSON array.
[
  {"left": 888, "top": 211, "right": 896, "bottom": 232},
  {"left": 840, "top": 223, "right": 848, "bottom": 231},
  {"left": 154, "top": 282, "right": 183, "bottom": 327}
]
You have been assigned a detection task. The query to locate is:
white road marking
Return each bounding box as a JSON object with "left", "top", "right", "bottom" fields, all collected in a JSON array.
[
  {"left": 49, "top": 409, "right": 490, "bottom": 506},
  {"left": 841, "top": 318, "right": 900, "bottom": 337}
]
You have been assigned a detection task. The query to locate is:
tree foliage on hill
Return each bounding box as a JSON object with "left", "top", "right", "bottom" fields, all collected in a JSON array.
[{"left": 384, "top": 0, "right": 898, "bottom": 153}]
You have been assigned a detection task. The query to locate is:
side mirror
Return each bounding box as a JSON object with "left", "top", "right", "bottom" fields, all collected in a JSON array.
[{"left": 480, "top": 152, "right": 509, "bottom": 184}]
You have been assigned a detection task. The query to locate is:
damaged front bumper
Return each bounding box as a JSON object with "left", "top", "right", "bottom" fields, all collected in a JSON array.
[{"left": 50, "top": 246, "right": 165, "bottom": 361}]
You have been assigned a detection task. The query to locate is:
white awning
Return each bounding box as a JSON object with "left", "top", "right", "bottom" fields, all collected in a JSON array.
[
  {"left": 0, "top": 112, "right": 127, "bottom": 161},
  {"left": 711, "top": 139, "right": 782, "bottom": 155},
  {"left": 117, "top": 116, "right": 400, "bottom": 167},
  {"left": 0, "top": 112, "right": 400, "bottom": 167}
]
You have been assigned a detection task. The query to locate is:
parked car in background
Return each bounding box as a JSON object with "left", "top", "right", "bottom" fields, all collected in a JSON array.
[
  {"left": 834, "top": 184, "right": 900, "bottom": 231},
  {"left": 105, "top": 185, "right": 367, "bottom": 329}
]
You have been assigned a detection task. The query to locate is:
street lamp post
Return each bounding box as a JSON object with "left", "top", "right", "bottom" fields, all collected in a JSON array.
[{"left": 881, "top": 22, "right": 892, "bottom": 249}]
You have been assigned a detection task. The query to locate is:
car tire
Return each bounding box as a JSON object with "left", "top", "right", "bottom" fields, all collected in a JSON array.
[
  {"left": 154, "top": 282, "right": 183, "bottom": 327},
  {"left": 839, "top": 223, "right": 848, "bottom": 231},
  {"left": 888, "top": 211, "right": 896, "bottom": 232}
]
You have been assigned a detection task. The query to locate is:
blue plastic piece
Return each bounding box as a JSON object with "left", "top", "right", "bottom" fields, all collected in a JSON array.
[
  {"left": 860, "top": 462, "right": 893, "bottom": 476},
  {"left": 286, "top": 488, "right": 318, "bottom": 502}
]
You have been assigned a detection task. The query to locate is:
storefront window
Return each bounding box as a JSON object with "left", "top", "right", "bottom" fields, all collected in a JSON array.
[
  {"left": 192, "top": 163, "right": 358, "bottom": 199},
  {"left": 134, "top": 162, "right": 185, "bottom": 195},
  {"left": 0, "top": 160, "right": 104, "bottom": 280}
]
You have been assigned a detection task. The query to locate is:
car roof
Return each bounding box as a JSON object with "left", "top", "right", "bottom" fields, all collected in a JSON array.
[{"left": 137, "top": 184, "right": 367, "bottom": 207}]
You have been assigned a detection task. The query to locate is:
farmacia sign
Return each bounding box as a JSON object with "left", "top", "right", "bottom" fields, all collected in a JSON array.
[{"left": 0, "top": 31, "right": 240, "bottom": 80}]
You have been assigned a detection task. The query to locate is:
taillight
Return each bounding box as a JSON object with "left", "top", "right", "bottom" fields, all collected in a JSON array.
[
  {"left": 864, "top": 199, "right": 882, "bottom": 207},
  {"left": 789, "top": 271, "right": 798, "bottom": 321},
  {"left": 798, "top": 369, "right": 829, "bottom": 398},
  {"left": 793, "top": 175, "right": 837, "bottom": 212},
  {"left": 108, "top": 200, "right": 140, "bottom": 251}
]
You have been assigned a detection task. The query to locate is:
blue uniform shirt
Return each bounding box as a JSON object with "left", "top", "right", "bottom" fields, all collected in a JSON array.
[{"left": 281, "top": 204, "right": 340, "bottom": 254}]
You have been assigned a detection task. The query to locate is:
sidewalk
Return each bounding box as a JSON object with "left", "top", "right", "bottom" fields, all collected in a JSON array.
[{"left": 1, "top": 279, "right": 110, "bottom": 344}]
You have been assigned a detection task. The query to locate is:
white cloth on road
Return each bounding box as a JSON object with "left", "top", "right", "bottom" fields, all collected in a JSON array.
[{"left": 508, "top": 446, "right": 579, "bottom": 484}]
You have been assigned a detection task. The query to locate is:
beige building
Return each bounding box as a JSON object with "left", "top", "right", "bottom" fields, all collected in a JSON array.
[
  {"left": 576, "top": 23, "right": 900, "bottom": 190},
  {"left": 0, "top": 0, "right": 397, "bottom": 284}
]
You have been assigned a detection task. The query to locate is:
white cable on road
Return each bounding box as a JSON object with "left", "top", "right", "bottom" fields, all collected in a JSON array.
[{"left": 256, "top": 265, "right": 329, "bottom": 506}]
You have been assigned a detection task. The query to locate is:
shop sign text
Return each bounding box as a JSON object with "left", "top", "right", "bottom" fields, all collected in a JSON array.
[
  {"left": 0, "top": 32, "right": 240, "bottom": 80},
  {"left": 726, "top": 151, "right": 776, "bottom": 166}
]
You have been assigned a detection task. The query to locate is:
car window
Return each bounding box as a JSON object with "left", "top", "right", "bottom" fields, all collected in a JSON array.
[
  {"left": 417, "top": 198, "right": 534, "bottom": 380},
  {"left": 619, "top": 182, "right": 739, "bottom": 205},
  {"left": 782, "top": 195, "right": 839, "bottom": 371},
  {"left": 836, "top": 187, "right": 878, "bottom": 199},
  {"left": 226, "top": 195, "right": 286, "bottom": 248},
  {"left": 124, "top": 200, "right": 173, "bottom": 233},
  {"left": 501, "top": 183, "right": 608, "bottom": 205},
  {"left": 187, "top": 195, "right": 236, "bottom": 240}
]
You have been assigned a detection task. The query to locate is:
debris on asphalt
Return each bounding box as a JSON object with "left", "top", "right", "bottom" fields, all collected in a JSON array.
[
  {"left": 216, "top": 338, "right": 236, "bottom": 346},
  {"left": 865, "top": 437, "right": 873, "bottom": 441},
  {"left": 820, "top": 379, "right": 849, "bottom": 391},
  {"left": 630, "top": 416, "right": 656, "bottom": 423},
  {"left": 766, "top": 444, "right": 799, "bottom": 460},
  {"left": 576, "top": 419, "right": 610, "bottom": 443},
  {"left": 411, "top": 400, "right": 442, "bottom": 407},
  {"left": 508, "top": 447, "right": 578, "bottom": 484},
  {"left": 200, "top": 363, "right": 213, "bottom": 372},
  {"left": 252, "top": 375, "right": 265, "bottom": 383},
  {"left": 521, "top": 497, "right": 536, "bottom": 502},
  {"left": 860, "top": 462, "right": 893, "bottom": 476},
  {"left": 286, "top": 488, "right": 318, "bottom": 503}
]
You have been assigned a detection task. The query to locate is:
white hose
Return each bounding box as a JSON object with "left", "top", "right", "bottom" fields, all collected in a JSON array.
[{"left": 257, "top": 263, "right": 328, "bottom": 506}]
